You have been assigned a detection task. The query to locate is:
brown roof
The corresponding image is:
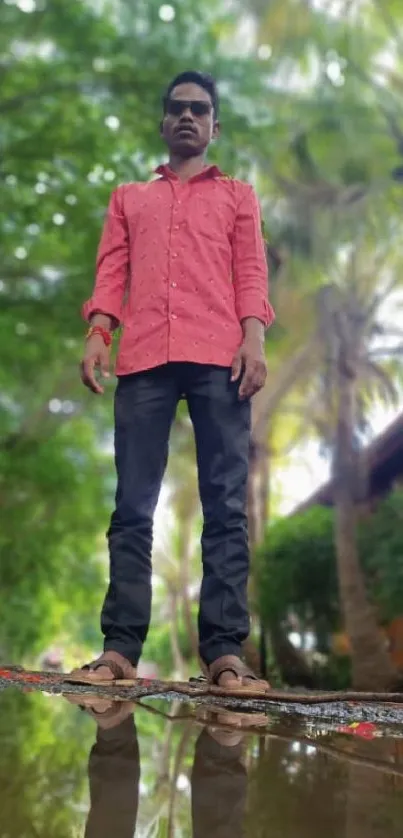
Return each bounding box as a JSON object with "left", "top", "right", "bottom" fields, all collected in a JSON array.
[{"left": 293, "top": 411, "right": 403, "bottom": 514}]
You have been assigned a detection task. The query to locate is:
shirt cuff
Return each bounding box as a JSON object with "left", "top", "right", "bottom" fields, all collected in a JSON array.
[
  {"left": 82, "top": 297, "right": 122, "bottom": 325},
  {"left": 237, "top": 297, "right": 275, "bottom": 328}
]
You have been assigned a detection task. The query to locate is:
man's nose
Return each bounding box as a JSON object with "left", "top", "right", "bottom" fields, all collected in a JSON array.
[{"left": 179, "top": 106, "right": 193, "bottom": 120}]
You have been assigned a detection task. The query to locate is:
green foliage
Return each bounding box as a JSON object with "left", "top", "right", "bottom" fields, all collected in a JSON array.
[
  {"left": 257, "top": 505, "right": 339, "bottom": 638},
  {"left": 0, "top": 690, "right": 89, "bottom": 837},
  {"left": 0, "top": 418, "right": 109, "bottom": 660},
  {"left": 0, "top": 688, "right": 198, "bottom": 837},
  {"left": 257, "top": 488, "right": 403, "bottom": 637},
  {"left": 2, "top": 0, "right": 403, "bottom": 672},
  {"left": 360, "top": 489, "right": 403, "bottom": 620}
]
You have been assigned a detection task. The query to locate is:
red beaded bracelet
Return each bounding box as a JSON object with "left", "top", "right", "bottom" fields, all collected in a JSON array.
[{"left": 86, "top": 325, "right": 112, "bottom": 347}]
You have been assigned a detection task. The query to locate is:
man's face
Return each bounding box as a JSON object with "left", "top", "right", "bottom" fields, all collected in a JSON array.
[{"left": 161, "top": 82, "right": 220, "bottom": 157}]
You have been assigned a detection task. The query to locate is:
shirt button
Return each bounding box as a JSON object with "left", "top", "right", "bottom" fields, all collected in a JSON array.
[
  {"left": 172, "top": 253, "right": 177, "bottom": 258},
  {"left": 171, "top": 313, "right": 177, "bottom": 319},
  {"left": 171, "top": 282, "right": 177, "bottom": 288}
]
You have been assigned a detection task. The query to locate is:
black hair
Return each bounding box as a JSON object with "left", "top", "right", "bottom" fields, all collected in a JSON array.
[{"left": 162, "top": 71, "right": 219, "bottom": 118}]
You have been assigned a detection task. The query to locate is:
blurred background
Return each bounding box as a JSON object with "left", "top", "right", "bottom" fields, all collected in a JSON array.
[{"left": 2, "top": 0, "right": 403, "bottom": 692}]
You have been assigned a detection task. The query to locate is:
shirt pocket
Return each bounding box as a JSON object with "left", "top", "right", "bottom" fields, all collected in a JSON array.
[{"left": 190, "top": 192, "right": 234, "bottom": 243}]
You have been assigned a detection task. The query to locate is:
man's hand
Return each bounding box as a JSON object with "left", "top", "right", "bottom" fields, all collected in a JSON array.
[
  {"left": 231, "top": 336, "right": 267, "bottom": 400},
  {"left": 80, "top": 334, "right": 111, "bottom": 394}
]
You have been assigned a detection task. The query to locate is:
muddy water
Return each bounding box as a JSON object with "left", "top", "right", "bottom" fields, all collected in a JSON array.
[{"left": 0, "top": 688, "right": 402, "bottom": 837}]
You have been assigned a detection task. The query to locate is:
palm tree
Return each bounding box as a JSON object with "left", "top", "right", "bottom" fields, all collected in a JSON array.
[
  {"left": 312, "top": 255, "right": 402, "bottom": 689},
  {"left": 268, "top": 232, "right": 403, "bottom": 689}
]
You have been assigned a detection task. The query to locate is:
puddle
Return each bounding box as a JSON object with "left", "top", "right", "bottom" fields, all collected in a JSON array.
[{"left": 0, "top": 687, "right": 402, "bottom": 836}]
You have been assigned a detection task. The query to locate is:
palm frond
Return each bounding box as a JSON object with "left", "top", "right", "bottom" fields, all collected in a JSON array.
[{"left": 359, "top": 359, "right": 400, "bottom": 406}]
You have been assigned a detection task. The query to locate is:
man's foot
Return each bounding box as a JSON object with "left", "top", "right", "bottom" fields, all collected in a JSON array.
[
  {"left": 67, "top": 651, "right": 137, "bottom": 685},
  {"left": 65, "top": 693, "right": 136, "bottom": 730},
  {"left": 196, "top": 705, "right": 268, "bottom": 745},
  {"left": 207, "top": 655, "right": 270, "bottom": 694}
]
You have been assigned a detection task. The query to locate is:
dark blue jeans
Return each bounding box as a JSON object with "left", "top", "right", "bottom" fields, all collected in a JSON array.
[{"left": 102, "top": 362, "right": 251, "bottom": 666}]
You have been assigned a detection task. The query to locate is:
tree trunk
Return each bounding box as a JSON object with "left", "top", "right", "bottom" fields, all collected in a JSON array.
[
  {"left": 154, "top": 708, "right": 177, "bottom": 789},
  {"left": 178, "top": 514, "right": 199, "bottom": 660},
  {"left": 169, "top": 591, "right": 185, "bottom": 678},
  {"left": 257, "top": 445, "right": 270, "bottom": 676},
  {"left": 258, "top": 446, "right": 270, "bottom": 539},
  {"left": 247, "top": 444, "right": 259, "bottom": 547},
  {"left": 333, "top": 360, "right": 396, "bottom": 691},
  {"left": 167, "top": 722, "right": 193, "bottom": 838},
  {"left": 259, "top": 625, "right": 268, "bottom": 679},
  {"left": 244, "top": 441, "right": 270, "bottom": 675},
  {"left": 251, "top": 338, "right": 317, "bottom": 448}
]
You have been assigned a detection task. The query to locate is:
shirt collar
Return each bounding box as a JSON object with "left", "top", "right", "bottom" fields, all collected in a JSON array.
[{"left": 154, "top": 163, "right": 224, "bottom": 181}]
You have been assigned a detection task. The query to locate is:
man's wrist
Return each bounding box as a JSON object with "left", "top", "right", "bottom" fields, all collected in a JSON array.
[
  {"left": 86, "top": 325, "right": 113, "bottom": 346},
  {"left": 241, "top": 317, "right": 265, "bottom": 343},
  {"left": 89, "top": 312, "right": 118, "bottom": 331}
]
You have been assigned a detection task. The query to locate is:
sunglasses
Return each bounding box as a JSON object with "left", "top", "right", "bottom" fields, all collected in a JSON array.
[{"left": 165, "top": 99, "right": 212, "bottom": 118}]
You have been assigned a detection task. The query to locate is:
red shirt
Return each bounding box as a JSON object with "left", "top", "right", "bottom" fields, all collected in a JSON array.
[{"left": 83, "top": 164, "right": 274, "bottom": 375}]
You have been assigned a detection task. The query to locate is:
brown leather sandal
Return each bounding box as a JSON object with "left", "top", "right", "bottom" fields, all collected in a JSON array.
[
  {"left": 66, "top": 652, "right": 137, "bottom": 686},
  {"left": 207, "top": 655, "right": 270, "bottom": 696},
  {"left": 196, "top": 704, "right": 268, "bottom": 731},
  {"left": 65, "top": 694, "right": 135, "bottom": 729}
]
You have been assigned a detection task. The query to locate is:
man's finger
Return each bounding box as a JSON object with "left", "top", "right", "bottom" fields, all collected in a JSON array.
[
  {"left": 238, "top": 359, "right": 255, "bottom": 400},
  {"left": 249, "top": 364, "right": 267, "bottom": 397},
  {"left": 82, "top": 358, "right": 102, "bottom": 393},
  {"left": 231, "top": 351, "right": 243, "bottom": 381},
  {"left": 239, "top": 361, "right": 265, "bottom": 400},
  {"left": 81, "top": 357, "right": 104, "bottom": 394}
]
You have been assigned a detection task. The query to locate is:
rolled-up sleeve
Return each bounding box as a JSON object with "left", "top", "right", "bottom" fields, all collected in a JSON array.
[
  {"left": 82, "top": 186, "right": 129, "bottom": 324},
  {"left": 232, "top": 185, "right": 275, "bottom": 327}
]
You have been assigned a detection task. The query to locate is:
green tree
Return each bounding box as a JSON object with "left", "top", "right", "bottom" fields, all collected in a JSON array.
[{"left": 257, "top": 488, "right": 403, "bottom": 686}]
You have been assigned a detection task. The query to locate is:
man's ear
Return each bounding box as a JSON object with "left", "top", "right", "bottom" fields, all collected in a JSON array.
[{"left": 212, "top": 120, "right": 220, "bottom": 140}]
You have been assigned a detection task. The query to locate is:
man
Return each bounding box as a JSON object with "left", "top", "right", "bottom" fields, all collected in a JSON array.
[{"left": 71, "top": 70, "right": 274, "bottom": 693}]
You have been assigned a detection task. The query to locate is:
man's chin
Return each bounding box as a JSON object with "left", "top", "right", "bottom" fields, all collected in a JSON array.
[{"left": 171, "top": 140, "right": 203, "bottom": 158}]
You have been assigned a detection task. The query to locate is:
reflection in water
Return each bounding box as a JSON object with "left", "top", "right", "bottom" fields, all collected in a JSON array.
[
  {"left": 192, "top": 729, "right": 247, "bottom": 838},
  {"left": 83, "top": 699, "right": 248, "bottom": 838},
  {"left": 85, "top": 714, "right": 139, "bottom": 838},
  {"left": 0, "top": 689, "right": 402, "bottom": 837}
]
